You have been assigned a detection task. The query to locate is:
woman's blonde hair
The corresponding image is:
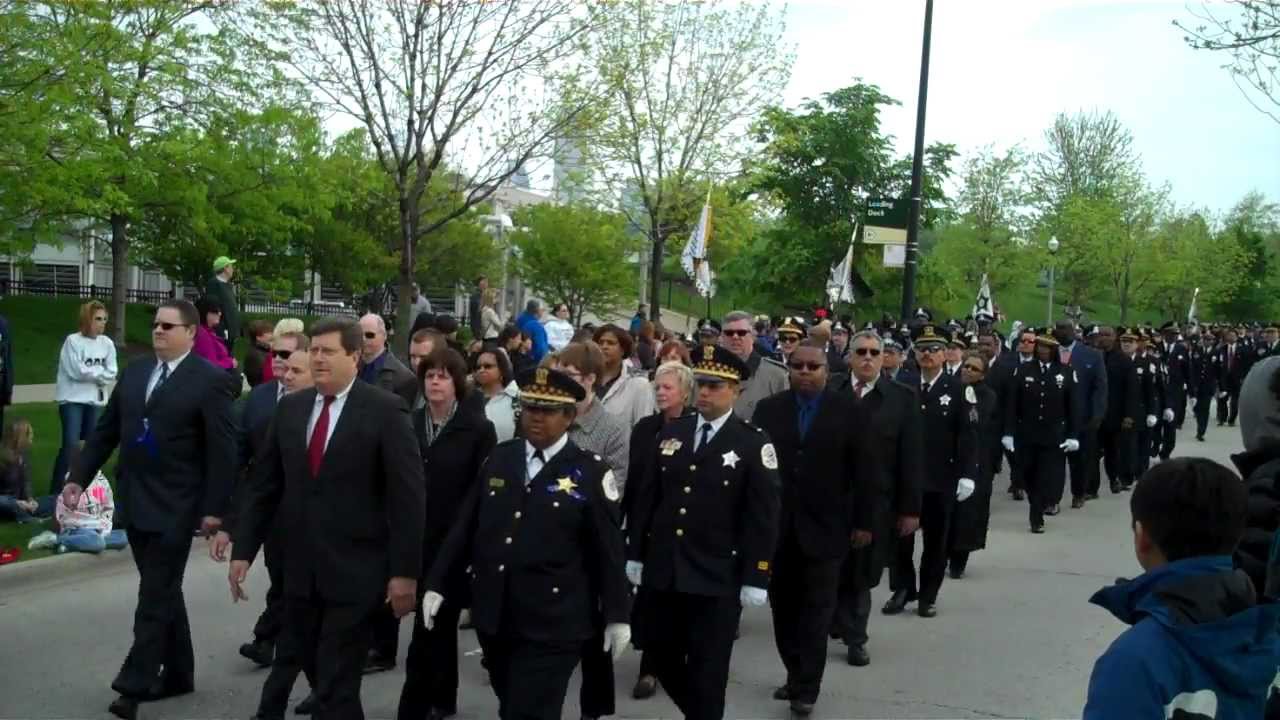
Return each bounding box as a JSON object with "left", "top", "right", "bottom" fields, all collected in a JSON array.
[
  {"left": 653, "top": 361, "right": 694, "bottom": 404},
  {"left": 78, "top": 300, "right": 107, "bottom": 335},
  {"left": 273, "top": 317, "right": 305, "bottom": 337},
  {"left": 0, "top": 417, "right": 34, "bottom": 465}
]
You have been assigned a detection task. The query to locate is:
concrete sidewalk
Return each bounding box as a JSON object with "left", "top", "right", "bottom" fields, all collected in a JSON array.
[{"left": 12, "top": 383, "right": 55, "bottom": 404}]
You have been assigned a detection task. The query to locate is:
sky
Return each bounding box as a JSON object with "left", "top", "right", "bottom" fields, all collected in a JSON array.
[{"left": 779, "top": 0, "right": 1279, "bottom": 215}]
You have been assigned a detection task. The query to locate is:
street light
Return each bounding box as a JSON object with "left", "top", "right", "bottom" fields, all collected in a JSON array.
[{"left": 1047, "top": 235, "right": 1060, "bottom": 325}]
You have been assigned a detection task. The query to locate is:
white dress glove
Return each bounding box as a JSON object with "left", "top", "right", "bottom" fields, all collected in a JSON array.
[
  {"left": 1001, "top": 436, "right": 1015, "bottom": 453},
  {"left": 421, "top": 591, "right": 444, "bottom": 630},
  {"left": 1162, "top": 408, "right": 1174, "bottom": 422},
  {"left": 740, "top": 586, "right": 768, "bottom": 607},
  {"left": 1218, "top": 391, "right": 1228, "bottom": 399},
  {"left": 602, "top": 623, "right": 632, "bottom": 661},
  {"left": 1145, "top": 414, "right": 1157, "bottom": 428},
  {"left": 1059, "top": 439, "right": 1080, "bottom": 453},
  {"left": 956, "top": 478, "right": 976, "bottom": 502},
  {"left": 625, "top": 561, "right": 643, "bottom": 586}
]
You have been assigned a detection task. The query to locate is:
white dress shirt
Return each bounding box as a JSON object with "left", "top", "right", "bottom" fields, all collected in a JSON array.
[
  {"left": 694, "top": 410, "right": 733, "bottom": 451},
  {"left": 852, "top": 376, "right": 878, "bottom": 398},
  {"left": 145, "top": 351, "right": 191, "bottom": 401},
  {"left": 307, "top": 378, "right": 357, "bottom": 453},
  {"left": 526, "top": 432, "right": 569, "bottom": 482}
]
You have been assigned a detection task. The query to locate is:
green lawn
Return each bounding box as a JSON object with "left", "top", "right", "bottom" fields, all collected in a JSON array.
[{"left": 0, "top": 402, "right": 93, "bottom": 562}]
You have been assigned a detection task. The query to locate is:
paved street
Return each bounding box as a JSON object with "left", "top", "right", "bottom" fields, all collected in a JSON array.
[{"left": 0, "top": 420, "right": 1244, "bottom": 720}]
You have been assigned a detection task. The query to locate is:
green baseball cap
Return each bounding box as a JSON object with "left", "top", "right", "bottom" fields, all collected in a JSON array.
[{"left": 212, "top": 256, "right": 236, "bottom": 272}]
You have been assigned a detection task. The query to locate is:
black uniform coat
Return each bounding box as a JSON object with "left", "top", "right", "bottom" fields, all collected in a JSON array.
[
  {"left": 915, "top": 372, "right": 981, "bottom": 495},
  {"left": 950, "top": 381, "right": 998, "bottom": 553},
  {"left": 232, "top": 381, "right": 426, "bottom": 605},
  {"left": 226, "top": 380, "right": 280, "bottom": 535},
  {"left": 1217, "top": 343, "right": 1250, "bottom": 392},
  {"left": 1134, "top": 352, "right": 1162, "bottom": 418},
  {"left": 1102, "top": 350, "right": 1141, "bottom": 431},
  {"left": 628, "top": 414, "right": 781, "bottom": 597},
  {"left": 1160, "top": 340, "right": 1191, "bottom": 415},
  {"left": 752, "top": 389, "right": 872, "bottom": 560},
  {"left": 414, "top": 402, "right": 497, "bottom": 599},
  {"left": 427, "top": 438, "right": 629, "bottom": 644},
  {"left": 1189, "top": 344, "right": 1220, "bottom": 399},
  {"left": 1005, "top": 360, "right": 1082, "bottom": 447},
  {"left": 1065, "top": 342, "right": 1108, "bottom": 427},
  {"left": 622, "top": 410, "right": 694, "bottom": 522},
  {"left": 78, "top": 353, "right": 237, "bottom": 532}
]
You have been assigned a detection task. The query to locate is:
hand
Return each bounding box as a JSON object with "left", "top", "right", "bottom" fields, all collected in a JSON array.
[
  {"left": 739, "top": 586, "right": 768, "bottom": 607},
  {"left": 1059, "top": 439, "right": 1080, "bottom": 453},
  {"left": 1162, "top": 408, "right": 1174, "bottom": 422},
  {"left": 421, "top": 591, "right": 445, "bottom": 630},
  {"left": 1121, "top": 417, "right": 1134, "bottom": 430},
  {"left": 1001, "top": 436, "right": 1014, "bottom": 453},
  {"left": 229, "top": 560, "right": 250, "bottom": 603},
  {"left": 625, "top": 560, "right": 644, "bottom": 586},
  {"left": 200, "top": 516, "right": 222, "bottom": 538},
  {"left": 896, "top": 515, "right": 920, "bottom": 537},
  {"left": 208, "top": 531, "right": 231, "bottom": 562},
  {"left": 1218, "top": 391, "right": 1228, "bottom": 399},
  {"left": 851, "top": 529, "right": 873, "bottom": 549},
  {"left": 386, "top": 577, "right": 418, "bottom": 619},
  {"left": 18, "top": 499, "right": 37, "bottom": 514},
  {"left": 956, "top": 478, "right": 975, "bottom": 502},
  {"left": 602, "top": 623, "right": 632, "bottom": 661},
  {"left": 1145, "top": 414, "right": 1157, "bottom": 428},
  {"left": 60, "top": 482, "right": 83, "bottom": 510}
]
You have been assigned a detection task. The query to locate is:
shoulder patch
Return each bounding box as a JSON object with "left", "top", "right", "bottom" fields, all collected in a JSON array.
[
  {"left": 760, "top": 443, "right": 778, "bottom": 470},
  {"left": 602, "top": 470, "right": 620, "bottom": 502}
]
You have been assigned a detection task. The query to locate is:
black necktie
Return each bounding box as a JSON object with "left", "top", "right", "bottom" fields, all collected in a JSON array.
[
  {"left": 698, "top": 422, "right": 712, "bottom": 451},
  {"left": 148, "top": 362, "right": 170, "bottom": 401},
  {"left": 527, "top": 449, "right": 546, "bottom": 487}
]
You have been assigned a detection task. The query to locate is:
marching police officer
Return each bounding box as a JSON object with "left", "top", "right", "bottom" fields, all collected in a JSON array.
[
  {"left": 627, "top": 344, "right": 781, "bottom": 720},
  {"left": 1155, "top": 321, "right": 1190, "bottom": 460},
  {"left": 421, "top": 367, "right": 631, "bottom": 720},
  {"left": 1256, "top": 323, "right": 1279, "bottom": 361},
  {"left": 774, "top": 316, "right": 808, "bottom": 365},
  {"left": 1189, "top": 331, "right": 1219, "bottom": 441},
  {"left": 1123, "top": 329, "right": 1161, "bottom": 483},
  {"left": 1002, "top": 330, "right": 1082, "bottom": 533}
]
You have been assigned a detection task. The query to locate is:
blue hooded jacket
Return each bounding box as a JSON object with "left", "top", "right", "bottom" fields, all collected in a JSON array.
[{"left": 1084, "top": 555, "right": 1280, "bottom": 720}]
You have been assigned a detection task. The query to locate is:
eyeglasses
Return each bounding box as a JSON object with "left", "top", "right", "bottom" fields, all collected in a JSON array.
[
  {"left": 152, "top": 322, "right": 189, "bottom": 331},
  {"left": 363, "top": 332, "right": 377, "bottom": 340},
  {"left": 272, "top": 349, "right": 293, "bottom": 360},
  {"left": 918, "top": 345, "right": 944, "bottom": 354},
  {"left": 789, "top": 362, "right": 824, "bottom": 371},
  {"left": 722, "top": 329, "right": 751, "bottom": 338},
  {"left": 778, "top": 335, "right": 800, "bottom": 343},
  {"left": 853, "top": 347, "right": 881, "bottom": 357},
  {"left": 423, "top": 370, "right": 451, "bottom": 381}
]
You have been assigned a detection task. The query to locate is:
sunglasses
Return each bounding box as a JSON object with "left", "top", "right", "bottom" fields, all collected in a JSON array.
[
  {"left": 789, "top": 361, "right": 824, "bottom": 371},
  {"left": 854, "top": 347, "right": 881, "bottom": 357},
  {"left": 918, "top": 345, "right": 944, "bottom": 354},
  {"left": 778, "top": 335, "right": 801, "bottom": 343},
  {"left": 363, "top": 331, "right": 377, "bottom": 340},
  {"left": 694, "top": 378, "right": 727, "bottom": 388},
  {"left": 963, "top": 364, "right": 985, "bottom": 373},
  {"left": 152, "top": 321, "right": 189, "bottom": 331},
  {"left": 272, "top": 349, "right": 293, "bottom": 360},
  {"left": 722, "top": 329, "right": 751, "bottom": 338}
]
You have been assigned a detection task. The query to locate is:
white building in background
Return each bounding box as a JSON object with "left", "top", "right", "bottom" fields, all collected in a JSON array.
[{"left": 1, "top": 231, "right": 176, "bottom": 297}]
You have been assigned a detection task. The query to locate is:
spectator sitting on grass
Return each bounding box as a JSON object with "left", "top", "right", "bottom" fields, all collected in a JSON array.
[
  {"left": 0, "top": 418, "right": 53, "bottom": 523},
  {"left": 54, "top": 466, "right": 126, "bottom": 554},
  {"left": 1083, "top": 457, "right": 1280, "bottom": 720}
]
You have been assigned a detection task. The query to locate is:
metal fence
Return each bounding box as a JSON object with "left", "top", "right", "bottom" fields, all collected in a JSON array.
[{"left": 0, "top": 279, "right": 174, "bottom": 304}]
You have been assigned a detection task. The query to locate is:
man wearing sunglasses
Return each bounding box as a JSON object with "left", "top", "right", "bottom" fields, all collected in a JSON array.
[{"left": 721, "top": 311, "right": 789, "bottom": 420}]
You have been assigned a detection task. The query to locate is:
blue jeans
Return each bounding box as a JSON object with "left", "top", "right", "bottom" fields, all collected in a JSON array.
[
  {"left": 51, "top": 402, "right": 99, "bottom": 496},
  {"left": 59, "top": 528, "right": 128, "bottom": 553},
  {"left": 0, "top": 494, "right": 55, "bottom": 522}
]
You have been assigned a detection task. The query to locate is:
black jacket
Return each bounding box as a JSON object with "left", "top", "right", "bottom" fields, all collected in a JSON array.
[
  {"left": 428, "top": 438, "right": 628, "bottom": 643},
  {"left": 1189, "top": 344, "right": 1219, "bottom": 398},
  {"left": 752, "top": 389, "right": 871, "bottom": 560},
  {"left": 367, "top": 350, "right": 419, "bottom": 409},
  {"left": 1232, "top": 441, "right": 1280, "bottom": 599},
  {"left": 226, "top": 380, "right": 281, "bottom": 536},
  {"left": 1218, "top": 343, "right": 1250, "bottom": 391},
  {"left": 628, "top": 413, "right": 781, "bottom": 597},
  {"left": 951, "top": 381, "right": 999, "bottom": 553},
  {"left": 1159, "top": 341, "right": 1191, "bottom": 409},
  {"left": 233, "top": 381, "right": 426, "bottom": 604},
  {"left": 1103, "top": 350, "right": 1141, "bottom": 430},
  {"left": 0, "top": 314, "right": 13, "bottom": 406},
  {"left": 77, "top": 353, "right": 236, "bottom": 532},
  {"left": 243, "top": 341, "right": 271, "bottom": 389},
  {"left": 1006, "top": 360, "right": 1081, "bottom": 447},
  {"left": 1134, "top": 351, "right": 1163, "bottom": 417},
  {"left": 915, "top": 371, "right": 980, "bottom": 494},
  {"left": 622, "top": 410, "right": 693, "bottom": 522}
]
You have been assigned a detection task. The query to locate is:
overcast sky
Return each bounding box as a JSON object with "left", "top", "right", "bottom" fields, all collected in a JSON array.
[{"left": 780, "top": 0, "right": 1279, "bottom": 215}]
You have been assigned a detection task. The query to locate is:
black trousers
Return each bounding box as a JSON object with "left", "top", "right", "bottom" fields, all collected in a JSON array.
[
  {"left": 113, "top": 528, "right": 195, "bottom": 699},
  {"left": 769, "top": 533, "right": 843, "bottom": 704},
  {"left": 1134, "top": 427, "right": 1154, "bottom": 477},
  {"left": 397, "top": 596, "right": 463, "bottom": 719},
  {"left": 288, "top": 592, "right": 380, "bottom": 720},
  {"left": 1218, "top": 389, "right": 1240, "bottom": 424},
  {"left": 578, "top": 624, "right": 615, "bottom": 717},
  {"left": 1019, "top": 443, "right": 1065, "bottom": 528},
  {"left": 1067, "top": 427, "right": 1099, "bottom": 500},
  {"left": 1003, "top": 448, "right": 1022, "bottom": 491},
  {"left": 477, "top": 632, "right": 580, "bottom": 720},
  {"left": 371, "top": 603, "right": 401, "bottom": 661},
  {"left": 257, "top": 599, "right": 315, "bottom": 719},
  {"left": 832, "top": 544, "right": 877, "bottom": 648},
  {"left": 1099, "top": 428, "right": 1135, "bottom": 486},
  {"left": 889, "top": 491, "right": 952, "bottom": 604},
  {"left": 1157, "top": 419, "right": 1178, "bottom": 460},
  {"left": 646, "top": 589, "right": 743, "bottom": 720},
  {"left": 253, "top": 532, "right": 286, "bottom": 644},
  {"left": 1194, "top": 395, "right": 1213, "bottom": 437}
]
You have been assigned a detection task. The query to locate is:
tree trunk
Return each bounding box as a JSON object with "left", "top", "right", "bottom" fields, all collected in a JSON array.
[
  {"left": 1118, "top": 266, "right": 1130, "bottom": 324},
  {"left": 395, "top": 197, "right": 415, "bottom": 356},
  {"left": 110, "top": 213, "right": 129, "bottom": 345},
  {"left": 648, "top": 232, "right": 664, "bottom": 322}
]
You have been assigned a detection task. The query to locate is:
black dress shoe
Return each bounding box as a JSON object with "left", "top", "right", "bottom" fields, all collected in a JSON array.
[
  {"left": 1031, "top": 524, "right": 1045, "bottom": 534},
  {"left": 1043, "top": 503, "right": 1060, "bottom": 516},
  {"left": 1196, "top": 434, "right": 1205, "bottom": 441},
  {"left": 847, "top": 644, "right": 870, "bottom": 666},
  {"left": 1085, "top": 493, "right": 1099, "bottom": 500},
  {"left": 425, "top": 709, "right": 454, "bottom": 720},
  {"left": 881, "top": 589, "right": 911, "bottom": 615},
  {"left": 240, "top": 639, "right": 275, "bottom": 667},
  {"left": 1012, "top": 489, "right": 1025, "bottom": 501},
  {"left": 917, "top": 603, "right": 937, "bottom": 618},
  {"left": 772, "top": 685, "right": 793, "bottom": 701},
  {"left": 1071, "top": 497, "right": 1085, "bottom": 509},
  {"left": 1110, "top": 480, "right": 1121, "bottom": 494},
  {"left": 948, "top": 567, "right": 963, "bottom": 579},
  {"left": 790, "top": 700, "right": 815, "bottom": 716},
  {"left": 294, "top": 692, "right": 318, "bottom": 715},
  {"left": 362, "top": 651, "right": 396, "bottom": 674},
  {"left": 632, "top": 674, "right": 658, "bottom": 700},
  {"left": 109, "top": 696, "right": 139, "bottom": 720}
]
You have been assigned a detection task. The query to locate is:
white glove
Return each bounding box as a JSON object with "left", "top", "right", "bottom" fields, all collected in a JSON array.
[
  {"left": 625, "top": 561, "right": 643, "bottom": 586},
  {"left": 956, "top": 478, "right": 976, "bottom": 502},
  {"left": 1218, "top": 391, "right": 1228, "bottom": 399},
  {"left": 1059, "top": 439, "right": 1080, "bottom": 453},
  {"left": 1001, "top": 436, "right": 1015, "bottom": 453},
  {"left": 602, "top": 623, "right": 631, "bottom": 661},
  {"left": 1162, "top": 408, "right": 1174, "bottom": 422},
  {"left": 1145, "top": 414, "right": 1157, "bottom": 428},
  {"left": 421, "top": 591, "right": 444, "bottom": 630},
  {"left": 740, "top": 586, "right": 768, "bottom": 607}
]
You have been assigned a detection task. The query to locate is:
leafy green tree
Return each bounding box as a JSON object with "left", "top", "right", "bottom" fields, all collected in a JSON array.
[
  {"left": 1139, "top": 208, "right": 1251, "bottom": 320},
  {"left": 1214, "top": 191, "right": 1280, "bottom": 318},
  {"left": 512, "top": 203, "right": 640, "bottom": 325}
]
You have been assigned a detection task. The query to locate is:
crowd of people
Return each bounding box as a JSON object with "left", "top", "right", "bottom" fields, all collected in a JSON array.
[{"left": 5, "top": 254, "right": 1280, "bottom": 719}]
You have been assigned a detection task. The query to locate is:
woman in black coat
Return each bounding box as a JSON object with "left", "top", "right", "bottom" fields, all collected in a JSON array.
[
  {"left": 397, "top": 348, "right": 497, "bottom": 720},
  {"left": 948, "top": 352, "right": 999, "bottom": 579}
]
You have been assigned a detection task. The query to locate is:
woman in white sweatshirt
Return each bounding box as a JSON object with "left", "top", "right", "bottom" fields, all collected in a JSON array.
[{"left": 51, "top": 300, "right": 118, "bottom": 495}]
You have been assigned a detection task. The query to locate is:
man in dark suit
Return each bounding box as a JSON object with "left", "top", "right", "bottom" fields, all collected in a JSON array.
[
  {"left": 830, "top": 330, "right": 923, "bottom": 668},
  {"left": 1095, "top": 327, "right": 1140, "bottom": 494},
  {"left": 628, "top": 344, "right": 781, "bottom": 720},
  {"left": 1217, "top": 327, "right": 1249, "bottom": 427},
  {"left": 63, "top": 299, "right": 236, "bottom": 720},
  {"left": 1053, "top": 321, "right": 1107, "bottom": 510},
  {"left": 1189, "top": 331, "right": 1219, "bottom": 441},
  {"left": 753, "top": 341, "right": 870, "bottom": 716},
  {"left": 230, "top": 317, "right": 425, "bottom": 720},
  {"left": 883, "top": 323, "right": 978, "bottom": 618}
]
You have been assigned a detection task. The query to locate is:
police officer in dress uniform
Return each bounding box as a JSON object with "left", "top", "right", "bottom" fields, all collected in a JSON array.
[
  {"left": 627, "top": 344, "right": 781, "bottom": 720},
  {"left": 1256, "top": 323, "right": 1280, "bottom": 362},
  {"left": 1156, "top": 321, "right": 1190, "bottom": 460},
  {"left": 1189, "top": 330, "right": 1219, "bottom": 441},
  {"left": 1002, "top": 330, "right": 1081, "bottom": 533},
  {"left": 1134, "top": 329, "right": 1164, "bottom": 474},
  {"left": 420, "top": 368, "right": 631, "bottom": 720},
  {"left": 774, "top": 316, "right": 807, "bottom": 365},
  {"left": 1123, "top": 330, "right": 1161, "bottom": 484},
  {"left": 882, "top": 324, "right": 979, "bottom": 618}
]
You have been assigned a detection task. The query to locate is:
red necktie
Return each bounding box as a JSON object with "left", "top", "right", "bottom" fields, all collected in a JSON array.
[
  {"left": 308, "top": 396, "right": 335, "bottom": 478},
  {"left": 854, "top": 381, "right": 866, "bottom": 399}
]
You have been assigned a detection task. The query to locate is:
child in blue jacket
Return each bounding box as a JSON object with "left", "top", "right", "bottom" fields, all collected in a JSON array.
[{"left": 1084, "top": 457, "right": 1280, "bottom": 720}]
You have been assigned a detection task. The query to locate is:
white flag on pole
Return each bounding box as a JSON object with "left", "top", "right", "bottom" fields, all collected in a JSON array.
[
  {"left": 972, "top": 273, "right": 995, "bottom": 321},
  {"left": 680, "top": 190, "right": 715, "bottom": 298},
  {"left": 1188, "top": 287, "right": 1200, "bottom": 325},
  {"left": 826, "top": 224, "right": 857, "bottom": 306}
]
